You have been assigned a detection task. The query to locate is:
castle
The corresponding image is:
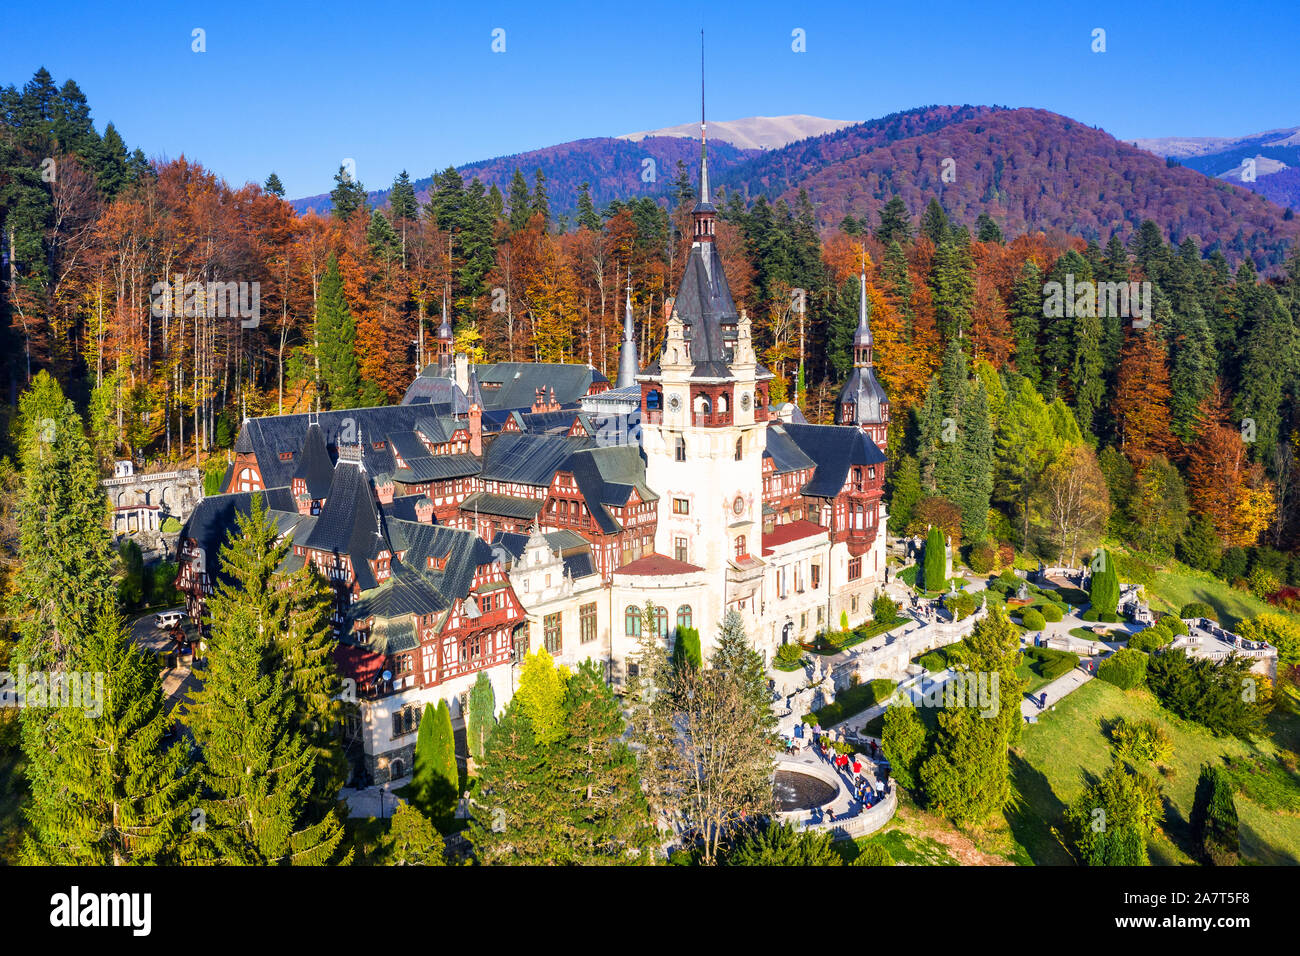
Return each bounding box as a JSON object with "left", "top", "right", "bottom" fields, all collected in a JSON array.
[{"left": 176, "top": 112, "right": 892, "bottom": 785}]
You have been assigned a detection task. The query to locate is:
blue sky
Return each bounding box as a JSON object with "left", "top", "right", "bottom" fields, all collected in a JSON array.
[{"left": 5, "top": 0, "right": 1298, "bottom": 198}]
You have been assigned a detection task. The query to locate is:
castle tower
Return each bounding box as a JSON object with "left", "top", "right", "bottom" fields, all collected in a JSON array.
[
  {"left": 835, "top": 262, "right": 890, "bottom": 453},
  {"left": 637, "top": 53, "right": 773, "bottom": 605}
]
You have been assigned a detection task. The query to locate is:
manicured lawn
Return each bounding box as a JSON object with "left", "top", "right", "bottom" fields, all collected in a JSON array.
[
  {"left": 1010, "top": 679, "right": 1300, "bottom": 865},
  {"left": 803, "top": 679, "right": 897, "bottom": 727},
  {"left": 1143, "top": 565, "right": 1297, "bottom": 630},
  {"left": 1014, "top": 659, "right": 1057, "bottom": 696}
]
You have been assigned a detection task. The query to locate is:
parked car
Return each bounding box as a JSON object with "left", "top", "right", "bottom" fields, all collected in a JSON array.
[{"left": 154, "top": 609, "right": 186, "bottom": 630}]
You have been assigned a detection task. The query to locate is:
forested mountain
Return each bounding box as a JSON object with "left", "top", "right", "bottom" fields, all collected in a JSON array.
[
  {"left": 296, "top": 104, "right": 1300, "bottom": 271},
  {"left": 291, "top": 136, "right": 761, "bottom": 221},
  {"left": 1135, "top": 125, "right": 1300, "bottom": 212}
]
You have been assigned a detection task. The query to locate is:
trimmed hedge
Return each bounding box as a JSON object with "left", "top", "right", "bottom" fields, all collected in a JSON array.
[
  {"left": 1128, "top": 627, "right": 1172, "bottom": 653},
  {"left": 1081, "top": 609, "right": 1122, "bottom": 623},
  {"left": 1024, "top": 645, "right": 1078, "bottom": 680},
  {"left": 1020, "top": 608, "right": 1046, "bottom": 631},
  {"left": 1097, "top": 648, "right": 1148, "bottom": 690},
  {"left": 1040, "top": 603, "right": 1064, "bottom": 623},
  {"left": 802, "top": 679, "right": 898, "bottom": 727},
  {"left": 1179, "top": 601, "right": 1218, "bottom": 623}
]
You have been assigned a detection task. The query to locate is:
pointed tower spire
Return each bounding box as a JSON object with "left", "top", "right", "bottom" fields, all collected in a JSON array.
[
  {"left": 436, "top": 286, "right": 453, "bottom": 371},
  {"left": 853, "top": 250, "right": 873, "bottom": 367},
  {"left": 616, "top": 268, "right": 639, "bottom": 388},
  {"left": 691, "top": 31, "right": 716, "bottom": 245}
]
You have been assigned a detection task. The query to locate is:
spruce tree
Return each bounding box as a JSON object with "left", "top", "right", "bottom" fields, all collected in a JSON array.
[
  {"left": 1008, "top": 261, "right": 1044, "bottom": 386},
  {"left": 874, "top": 196, "right": 911, "bottom": 246},
  {"left": 329, "top": 163, "right": 367, "bottom": 221},
  {"left": 576, "top": 182, "right": 600, "bottom": 231},
  {"left": 711, "top": 609, "right": 775, "bottom": 736},
  {"left": 507, "top": 168, "right": 531, "bottom": 232},
  {"left": 23, "top": 608, "right": 198, "bottom": 864},
  {"left": 919, "top": 607, "right": 1024, "bottom": 824},
  {"left": 263, "top": 172, "right": 285, "bottom": 197},
  {"left": 314, "top": 253, "right": 362, "bottom": 409},
  {"left": 388, "top": 170, "right": 418, "bottom": 223},
  {"left": 553, "top": 661, "right": 656, "bottom": 864},
  {"left": 920, "top": 197, "right": 949, "bottom": 245},
  {"left": 381, "top": 803, "right": 445, "bottom": 865},
  {"left": 186, "top": 496, "right": 349, "bottom": 865}
]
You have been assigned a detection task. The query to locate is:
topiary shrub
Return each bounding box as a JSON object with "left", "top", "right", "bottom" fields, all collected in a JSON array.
[
  {"left": 774, "top": 642, "right": 805, "bottom": 671},
  {"left": 1129, "top": 627, "right": 1172, "bottom": 653},
  {"left": 923, "top": 525, "right": 946, "bottom": 591},
  {"left": 917, "top": 650, "right": 947, "bottom": 672},
  {"left": 1089, "top": 547, "right": 1120, "bottom": 617},
  {"left": 1161, "top": 615, "right": 1189, "bottom": 637},
  {"left": 1179, "top": 602, "right": 1218, "bottom": 623},
  {"left": 1040, "top": 603, "right": 1064, "bottom": 623},
  {"left": 1021, "top": 608, "right": 1046, "bottom": 631},
  {"left": 1097, "top": 648, "right": 1148, "bottom": 690}
]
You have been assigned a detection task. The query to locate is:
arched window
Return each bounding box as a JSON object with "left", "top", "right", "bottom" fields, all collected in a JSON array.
[
  {"left": 654, "top": 606, "right": 669, "bottom": 639},
  {"left": 718, "top": 393, "right": 729, "bottom": 414},
  {"left": 694, "top": 394, "right": 711, "bottom": 416},
  {"left": 625, "top": 605, "right": 642, "bottom": 637},
  {"left": 735, "top": 437, "right": 743, "bottom": 461},
  {"left": 390, "top": 758, "right": 406, "bottom": 780},
  {"left": 677, "top": 605, "right": 693, "bottom": 632},
  {"left": 735, "top": 535, "right": 747, "bottom": 558}
]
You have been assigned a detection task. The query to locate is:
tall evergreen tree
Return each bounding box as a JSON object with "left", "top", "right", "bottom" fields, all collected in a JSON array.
[
  {"left": 413, "top": 699, "right": 459, "bottom": 825},
  {"left": 507, "top": 168, "right": 531, "bottom": 233},
  {"left": 874, "top": 196, "right": 911, "bottom": 246},
  {"left": 466, "top": 671, "right": 497, "bottom": 763},
  {"left": 23, "top": 608, "right": 197, "bottom": 864},
  {"left": 186, "top": 499, "right": 349, "bottom": 864},
  {"left": 329, "top": 163, "right": 367, "bottom": 221},
  {"left": 575, "top": 182, "right": 600, "bottom": 232},
  {"left": 314, "top": 254, "right": 363, "bottom": 409},
  {"left": 388, "top": 170, "right": 418, "bottom": 223},
  {"left": 920, "top": 197, "right": 949, "bottom": 245},
  {"left": 263, "top": 172, "right": 286, "bottom": 197}
]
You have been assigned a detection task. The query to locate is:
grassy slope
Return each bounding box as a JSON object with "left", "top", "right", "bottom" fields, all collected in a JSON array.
[
  {"left": 1011, "top": 679, "right": 1300, "bottom": 865},
  {"left": 1143, "top": 564, "right": 1296, "bottom": 630}
]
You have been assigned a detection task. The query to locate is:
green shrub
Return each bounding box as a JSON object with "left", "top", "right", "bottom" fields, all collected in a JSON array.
[
  {"left": 1097, "top": 648, "right": 1149, "bottom": 690},
  {"left": 1110, "top": 717, "right": 1173, "bottom": 765},
  {"left": 1040, "top": 603, "right": 1064, "bottom": 623},
  {"left": 998, "top": 569, "right": 1020, "bottom": 586},
  {"left": 1161, "top": 615, "right": 1189, "bottom": 637},
  {"left": 803, "top": 679, "right": 897, "bottom": 727},
  {"left": 1020, "top": 608, "right": 1046, "bottom": 631},
  {"left": 775, "top": 643, "right": 805, "bottom": 671},
  {"left": 944, "top": 590, "right": 976, "bottom": 621},
  {"left": 922, "top": 526, "right": 946, "bottom": 591},
  {"left": 1179, "top": 602, "right": 1218, "bottom": 622},
  {"left": 1128, "top": 627, "right": 1173, "bottom": 653},
  {"left": 1024, "top": 645, "right": 1078, "bottom": 680},
  {"left": 674, "top": 626, "right": 702, "bottom": 669},
  {"left": 968, "top": 542, "right": 996, "bottom": 574},
  {"left": 160, "top": 516, "right": 182, "bottom": 533},
  {"left": 852, "top": 842, "right": 896, "bottom": 866},
  {"left": 917, "top": 650, "right": 947, "bottom": 672},
  {"left": 871, "top": 591, "right": 898, "bottom": 624}
]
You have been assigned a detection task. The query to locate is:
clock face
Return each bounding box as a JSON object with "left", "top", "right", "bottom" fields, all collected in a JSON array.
[
  {"left": 740, "top": 392, "right": 752, "bottom": 411},
  {"left": 733, "top": 495, "right": 745, "bottom": 516},
  {"left": 668, "top": 394, "right": 681, "bottom": 411}
]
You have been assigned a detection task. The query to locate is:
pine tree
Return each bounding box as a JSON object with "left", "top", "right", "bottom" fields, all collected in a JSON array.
[
  {"left": 187, "top": 590, "right": 349, "bottom": 864},
  {"left": 413, "top": 699, "right": 459, "bottom": 825},
  {"left": 930, "top": 229, "right": 975, "bottom": 341},
  {"left": 975, "top": 212, "right": 1003, "bottom": 243},
  {"left": 875, "top": 196, "right": 911, "bottom": 246},
  {"left": 956, "top": 375, "right": 994, "bottom": 542},
  {"left": 920, "top": 198, "right": 949, "bottom": 245},
  {"left": 186, "top": 494, "right": 349, "bottom": 865},
  {"left": 388, "top": 170, "right": 418, "bottom": 223},
  {"left": 1168, "top": 302, "right": 1217, "bottom": 443},
  {"left": 329, "top": 163, "right": 367, "bottom": 221},
  {"left": 466, "top": 671, "right": 496, "bottom": 763},
  {"left": 531, "top": 169, "right": 550, "bottom": 230},
  {"left": 263, "top": 172, "right": 285, "bottom": 197},
  {"left": 380, "top": 804, "right": 445, "bottom": 865},
  {"left": 1234, "top": 286, "right": 1298, "bottom": 464},
  {"left": 887, "top": 455, "right": 922, "bottom": 534},
  {"left": 1008, "top": 261, "right": 1044, "bottom": 386},
  {"left": 23, "top": 608, "right": 198, "bottom": 864},
  {"left": 711, "top": 609, "right": 775, "bottom": 737},
  {"left": 880, "top": 701, "right": 926, "bottom": 790},
  {"left": 575, "top": 182, "right": 600, "bottom": 231},
  {"left": 507, "top": 168, "right": 531, "bottom": 232},
  {"left": 919, "top": 607, "right": 1024, "bottom": 824},
  {"left": 314, "top": 253, "right": 362, "bottom": 409},
  {"left": 553, "top": 661, "right": 656, "bottom": 864}
]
